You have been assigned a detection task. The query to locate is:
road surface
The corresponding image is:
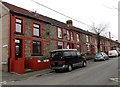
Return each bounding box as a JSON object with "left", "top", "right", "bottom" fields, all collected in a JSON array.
[{"left": 4, "top": 57, "right": 119, "bottom": 85}]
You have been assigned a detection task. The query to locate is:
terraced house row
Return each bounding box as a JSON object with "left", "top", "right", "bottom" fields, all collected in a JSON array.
[{"left": 1, "top": 2, "right": 120, "bottom": 74}]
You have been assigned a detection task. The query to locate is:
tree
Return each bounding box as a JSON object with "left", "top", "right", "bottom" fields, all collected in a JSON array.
[{"left": 90, "top": 22, "right": 109, "bottom": 53}]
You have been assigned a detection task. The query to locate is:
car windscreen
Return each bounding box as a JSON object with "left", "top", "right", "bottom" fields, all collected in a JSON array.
[
  {"left": 50, "top": 51, "right": 63, "bottom": 60},
  {"left": 95, "top": 53, "right": 102, "bottom": 57}
]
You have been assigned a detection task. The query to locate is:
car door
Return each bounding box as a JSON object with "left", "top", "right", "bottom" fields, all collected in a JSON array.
[{"left": 77, "top": 51, "right": 83, "bottom": 66}]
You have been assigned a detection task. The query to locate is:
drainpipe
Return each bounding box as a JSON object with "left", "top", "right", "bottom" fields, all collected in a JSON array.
[{"left": 8, "top": 13, "right": 12, "bottom": 72}]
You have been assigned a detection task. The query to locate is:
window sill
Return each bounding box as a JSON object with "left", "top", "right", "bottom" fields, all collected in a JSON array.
[
  {"left": 33, "top": 35, "right": 41, "bottom": 38},
  {"left": 31, "top": 54, "right": 43, "bottom": 56},
  {"left": 58, "top": 37, "right": 63, "bottom": 39},
  {"left": 14, "top": 32, "right": 24, "bottom": 35}
]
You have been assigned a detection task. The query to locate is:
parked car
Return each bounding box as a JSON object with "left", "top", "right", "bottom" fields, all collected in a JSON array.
[
  {"left": 108, "top": 50, "right": 118, "bottom": 57},
  {"left": 94, "top": 52, "right": 109, "bottom": 61},
  {"left": 117, "top": 51, "right": 120, "bottom": 56},
  {"left": 116, "top": 49, "right": 120, "bottom": 56},
  {"left": 50, "top": 49, "right": 87, "bottom": 72}
]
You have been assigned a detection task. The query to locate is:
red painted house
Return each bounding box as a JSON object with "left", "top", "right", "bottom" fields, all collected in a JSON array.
[{"left": 1, "top": 2, "right": 120, "bottom": 74}]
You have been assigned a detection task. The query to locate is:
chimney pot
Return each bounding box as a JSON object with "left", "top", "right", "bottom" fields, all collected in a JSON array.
[{"left": 66, "top": 20, "right": 73, "bottom": 27}]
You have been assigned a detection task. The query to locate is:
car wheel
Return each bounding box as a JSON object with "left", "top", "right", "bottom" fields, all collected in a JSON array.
[
  {"left": 68, "top": 65, "right": 72, "bottom": 72},
  {"left": 82, "top": 61, "right": 87, "bottom": 67},
  {"left": 103, "top": 58, "right": 105, "bottom": 61}
]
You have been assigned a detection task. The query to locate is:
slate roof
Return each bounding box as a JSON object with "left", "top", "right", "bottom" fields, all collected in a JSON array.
[{"left": 2, "top": 2, "right": 96, "bottom": 35}]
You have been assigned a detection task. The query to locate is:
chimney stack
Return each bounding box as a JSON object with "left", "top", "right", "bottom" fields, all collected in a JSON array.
[{"left": 66, "top": 20, "right": 73, "bottom": 27}]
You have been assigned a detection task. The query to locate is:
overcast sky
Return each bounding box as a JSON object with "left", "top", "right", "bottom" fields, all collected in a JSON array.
[{"left": 2, "top": 0, "right": 119, "bottom": 40}]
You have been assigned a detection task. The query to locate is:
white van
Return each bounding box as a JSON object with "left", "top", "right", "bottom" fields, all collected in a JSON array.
[{"left": 108, "top": 50, "right": 118, "bottom": 57}]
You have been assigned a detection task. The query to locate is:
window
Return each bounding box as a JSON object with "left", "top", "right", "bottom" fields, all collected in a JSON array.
[
  {"left": 71, "top": 32, "right": 74, "bottom": 41},
  {"left": 57, "top": 42, "right": 63, "bottom": 49},
  {"left": 57, "top": 27, "right": 63, "bottom": 38},
  {"left": 33, "top": 23, "right": 40, "bottom": 37},
  {"left": 32, "top": 41, "right": 41, "bottom": 55},
  {"left": 67, "top": 43, "right": 70, "bottom": 49},
  {"left": 51, "top": 52, "right": 63, "bottom": 60},
  {"left": 71, "top": 51, "right": 77, "bottom": 57},
  {"left": 86, "top": 43, "right": 90, "bottom": 51},
  {"left": 64, "top": 52, "right": 71, "bottom": 57},
  {"left": 67, "top": 30, "right": 70, "bottom": 40},
  {"left": 86, "top": 35, "right": 89, "bottom": 42},
  {"left": 77, "top": 34, "right": 80, "bottom": 42},
  {"left": 77, "top": 44, "right": 80, "bottom": 48},
  {"left": 15, "top": 39, "right": 22, "bottom": 59},
  {"left": 71, "top": 43, "right": 74, "bottom": 49},
  {"left": 15, "top": 18, "right": 22, "bottom": 33},
  {"left": 77, "top": 52, "right": 80, "bottom": 56}
]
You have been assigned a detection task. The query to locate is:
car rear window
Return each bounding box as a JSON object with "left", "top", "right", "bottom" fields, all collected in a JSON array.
[{"left": 51, "top": 51, "right": 63, "bottom": 60}]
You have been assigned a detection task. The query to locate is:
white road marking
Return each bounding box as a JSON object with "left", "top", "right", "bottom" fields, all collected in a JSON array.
[{"left": 110, "top": 78, "right": 120, "bottom": 82}]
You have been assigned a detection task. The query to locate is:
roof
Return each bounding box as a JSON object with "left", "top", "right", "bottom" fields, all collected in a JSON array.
[{"left": 2, "top": 1, "right": 91, "bottom": 35}]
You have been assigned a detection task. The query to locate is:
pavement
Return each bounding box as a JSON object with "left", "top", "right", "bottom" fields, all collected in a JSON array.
[{"left": 1, "top": 66, "right": 51, "bottom": 84}]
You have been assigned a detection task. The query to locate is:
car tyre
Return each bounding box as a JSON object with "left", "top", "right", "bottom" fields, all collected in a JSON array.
[
  {"left": 82, "top": 61, "right": 87, "bottom": 67},
  {"left": 103, "top": 58, "right": 105, "bottom": 61},
  {"left": 68, "top": 65, "right": 72, "bottom": 72}
]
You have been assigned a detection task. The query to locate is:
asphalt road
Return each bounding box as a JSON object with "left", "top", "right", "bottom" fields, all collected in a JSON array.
[{"left": 5, "top": 57, "right": 119, "bottom": 85}]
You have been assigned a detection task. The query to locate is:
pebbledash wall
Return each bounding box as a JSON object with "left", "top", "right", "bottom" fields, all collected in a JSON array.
[{"left": 1, "top": 2, "right": 120, "bottom": 74}]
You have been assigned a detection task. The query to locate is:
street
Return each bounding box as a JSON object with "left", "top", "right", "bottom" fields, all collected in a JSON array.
[{"left": 4, "top": 57, "right": 119, "bottom": 85}]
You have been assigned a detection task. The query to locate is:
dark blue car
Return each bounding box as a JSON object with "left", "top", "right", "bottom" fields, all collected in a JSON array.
[{"left": 94, "top": 52, "right": 109, "bottom": 61}]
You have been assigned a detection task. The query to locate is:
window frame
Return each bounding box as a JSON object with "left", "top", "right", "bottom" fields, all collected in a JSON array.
[
  {"left": 66, "top": 43, "right": 70, "bottom": 49},
  {"left": 15, "top": 17, "right": 24, "bottom": 34},
  {"left": 86, "top": 35, "right": 89, "bottom": 42},
  {"left": 32, "top": 41, "right": 42, "bottom": 56},
  {"left": 71, "top": 31, "right": 74, "bottom": 41},
  {"left": 57, "top": 27, "right": 63, "bottom": 39},
  {"left": 67, "top": 30, "right": 70, "bottom": 40},
  {"left": 57, "top": 41, "right": 64, "bottom": 49},
  {"left": 15, "top": 39, "right": 22, "bottom": 59},
  {"left": 76, "top": 33, "right": 80, "bottom": 42},
  {"left": 32, "top": 21, "right": 42, "bottom": 38}
]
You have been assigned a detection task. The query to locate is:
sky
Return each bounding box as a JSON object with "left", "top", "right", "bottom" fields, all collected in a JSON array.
[{"left": 2, "top": 0, "right": 119, "bottom": 41}]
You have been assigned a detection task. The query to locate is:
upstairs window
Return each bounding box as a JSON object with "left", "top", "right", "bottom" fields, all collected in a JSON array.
[
  {"left": 15, "top": 18, "right": 23, "bottom": 33},
  {"left": 33, "top": 23, "right": 40, "bottom": 37},
  {"left": 67, "top": 30, "right": 70, "bottom": 40},
  {"left": 71, "top": 32, "right": 74, "bottom": 41},
  {"left": 57, "top": 27, "right": 63, "bottom": 39},
  {"left": 77, "top": 33, "right": 80, "bottom": 42},
  {"left": 86, "top": 35, "right": 89, "bottom": 42}
]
